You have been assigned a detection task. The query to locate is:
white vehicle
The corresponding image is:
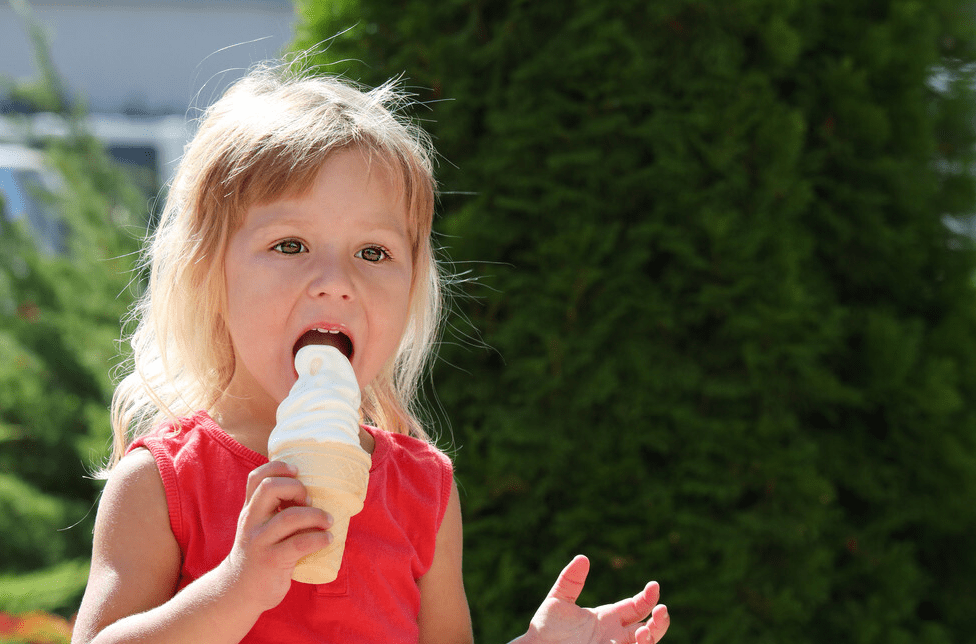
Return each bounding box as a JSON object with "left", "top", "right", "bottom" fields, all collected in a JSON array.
[{"left": 0, "top": 143, "right": 64, "bottom": 254}]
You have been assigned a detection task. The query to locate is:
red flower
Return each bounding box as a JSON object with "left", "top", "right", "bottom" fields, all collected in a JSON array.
[{"left": 0, "top": 610, "right": 73, "bottom": 644}]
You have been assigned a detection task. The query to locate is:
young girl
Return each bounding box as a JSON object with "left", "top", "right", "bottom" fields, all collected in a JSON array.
[{"left": 72, "top": 61, "right": 670, "bottom": 644}]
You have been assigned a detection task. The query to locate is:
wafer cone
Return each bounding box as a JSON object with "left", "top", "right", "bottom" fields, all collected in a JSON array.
[{"left": 269, "top": 440, "right": 371, "bottom": 584}]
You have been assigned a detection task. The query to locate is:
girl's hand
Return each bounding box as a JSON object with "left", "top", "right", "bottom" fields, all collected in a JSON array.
[
  {"left": 223, "top": 460, "right": 333, "bottom": 611},
  {"left": 523, "top": 555, "right": 670, "bottom": 644}
]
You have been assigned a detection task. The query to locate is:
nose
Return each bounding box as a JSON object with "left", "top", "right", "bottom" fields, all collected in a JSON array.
[{"left": 307, "top": 251, "right": 354, "bottom": 301}]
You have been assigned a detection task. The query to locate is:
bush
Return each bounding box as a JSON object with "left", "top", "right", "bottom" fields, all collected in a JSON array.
[
  {"left": 294, "top": 1, "right": 976, "bottom": 642},
  {"left": 0, "top": 128, "right": 143, "bottom": 614},
  {"left": 0, "top": 0, "right": 159, "bottom": 623}
]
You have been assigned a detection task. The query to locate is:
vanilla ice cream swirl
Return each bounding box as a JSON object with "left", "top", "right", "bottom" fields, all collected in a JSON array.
[{"left": 268, "top": 345, "right": 361, "bottom": 453}]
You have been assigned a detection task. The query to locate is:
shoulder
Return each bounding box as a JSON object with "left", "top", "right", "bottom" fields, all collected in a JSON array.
[
  {"left": 98, "top": 447, "right": 180, "bottom": 573},
  {"left": 373, "top": 428, "right": 454, "bottom": 499},
  {"left": 100, "top": 447, "right": 176, "bottom": 546},
  {"left": 373, "top": 426, "right": 453, "bottom": 473},
  {"left": 106, "top": 447, "right": 166, "bottom": 503},
  {"left": 93, "top": 446, "right": 178, "bottom": 576},
  {"left": 370, "top": 427, "right": 455, "bottom": 531}
]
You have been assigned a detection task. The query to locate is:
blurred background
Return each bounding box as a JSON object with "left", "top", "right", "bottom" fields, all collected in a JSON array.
[{"left": 2, "top": 1, "right": 976, "bottom": 643}]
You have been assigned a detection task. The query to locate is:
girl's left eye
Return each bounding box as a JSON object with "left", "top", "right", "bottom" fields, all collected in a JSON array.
[
  {"left": 356, "top": 246, "right": 390, "bottom": 262},
  {"left": 272, "top": 240, "right": 308, "bottom": 255}
]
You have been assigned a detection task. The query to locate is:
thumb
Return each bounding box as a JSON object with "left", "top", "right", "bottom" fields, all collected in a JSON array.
[{"left": 546, "top": 555, "right": 590, "bottom": 604}]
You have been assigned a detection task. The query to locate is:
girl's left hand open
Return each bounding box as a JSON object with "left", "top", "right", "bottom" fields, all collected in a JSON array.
[{"left": 524, "top": 555, "right": 670, "bottom": 644}]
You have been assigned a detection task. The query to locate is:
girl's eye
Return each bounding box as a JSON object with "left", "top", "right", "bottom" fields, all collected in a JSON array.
[
  {"left": 272, "top": 240, "right": 307, "bottom": 255},
  {"left": 356, "top": 246, "right": 389, "bottom": 263}
]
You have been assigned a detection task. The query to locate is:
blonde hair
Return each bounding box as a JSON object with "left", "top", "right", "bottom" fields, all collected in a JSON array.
[{"left": 108, "top": 61, "right": 441, "bottom": 468}]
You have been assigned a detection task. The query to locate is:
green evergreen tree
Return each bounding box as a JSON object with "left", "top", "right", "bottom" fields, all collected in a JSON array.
[
  {"left": 294, "top": 1, "right": 976, "bottom": 642},
  {"left": 0, "top": 3, "right": 143, "bottom": 615},
  {"left": 0, "top": 133, "right": 144, "bottom": 615}
]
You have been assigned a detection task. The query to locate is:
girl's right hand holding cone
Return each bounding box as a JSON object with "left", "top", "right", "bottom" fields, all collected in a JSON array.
[{"left": 225, "top": 460, "right": 334, "bottom": 611}]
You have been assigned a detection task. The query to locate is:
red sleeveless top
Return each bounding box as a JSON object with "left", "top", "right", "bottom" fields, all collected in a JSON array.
[{"left": 130, "top": 411, "right": 453, "bottom": 643}]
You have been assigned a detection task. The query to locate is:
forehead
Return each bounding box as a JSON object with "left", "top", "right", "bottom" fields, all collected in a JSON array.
[
  {"left": 241, "top": 146, "right": 418, "bottom": 236},
  {"left": 245, "top": 148, "right": 409, "bottom": 233}
]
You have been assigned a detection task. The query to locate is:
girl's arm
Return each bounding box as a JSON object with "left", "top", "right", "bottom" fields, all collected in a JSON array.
[
  {"left": 417, "top": 480, "right": 474, "bottom": 644},
  {"left": 72, "top": 451, "right": 332, "bottom": 644}
]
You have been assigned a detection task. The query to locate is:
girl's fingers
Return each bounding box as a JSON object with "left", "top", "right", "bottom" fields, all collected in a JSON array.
[
  {"left": 614, "top": 581, "right": 662, "bottom": 625},
  {"left": 545, "top": 555, "right": 590, "bottom": 604},
  {"left": 247, "top": 476, "right": 309, "bottom": 522},
  {"left": 259, "top": 505, "right": 332, "bottom": 552},
  {"left": 240, "top": 478, "right": 333, "bottom": 563},
  {"left": 245, "top": 460, "right": 297, "bottom": 501},
  {"left": 633, "top": 605, "right": 670, "bottom": 643}
]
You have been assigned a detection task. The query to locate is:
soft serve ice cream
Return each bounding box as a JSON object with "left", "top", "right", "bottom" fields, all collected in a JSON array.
[
  {"left": 268, "top": 344, "right": 371, "bottom": 584},
  {"left": 270, "top": 344, "right": 362, "bottom": 450}
]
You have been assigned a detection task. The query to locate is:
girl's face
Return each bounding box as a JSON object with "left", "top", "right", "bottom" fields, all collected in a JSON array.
[{"left": 220, "top": 147, "right": 414, "bottom": 429}]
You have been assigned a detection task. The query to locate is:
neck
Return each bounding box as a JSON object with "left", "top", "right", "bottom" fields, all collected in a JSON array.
[{"left": 212, "top": 391, "right": 276, "bottom": 457}]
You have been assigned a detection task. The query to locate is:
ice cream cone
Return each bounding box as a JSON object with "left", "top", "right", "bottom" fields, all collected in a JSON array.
[
  {"left": 269, "top": 439, "right": 371, "bottom": 584},
  {"left": 268, "top": 344, "right": 370, "bottom": 584}
]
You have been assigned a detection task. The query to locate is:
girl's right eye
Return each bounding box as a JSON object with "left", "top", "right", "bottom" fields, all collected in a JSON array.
[{"left": 272, "top": 239, "right": 308, "bottom": 255}]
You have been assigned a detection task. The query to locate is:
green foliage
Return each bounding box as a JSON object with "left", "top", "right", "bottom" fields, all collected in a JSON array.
[
  {"left": 0, "top": 133, "right": 142, "bottom": 614},
  {"left": 294, "top": 1, "right": 976, "bottom": 642},
  {"left": 0, "top": 560, "right": 90, "bottom": 615},
  {"left": 0, "top": 473, "right": 84, "bottom": 571},
  {"left": 0, "top": 1, "right": 144, "bottom": 619}
]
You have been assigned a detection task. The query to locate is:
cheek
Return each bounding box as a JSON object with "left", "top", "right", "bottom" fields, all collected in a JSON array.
[
  {"left": 373, "top": 271, "right": 415, "bottom": 352},
  {"left": 222, "top": 253, "right": 280, "bottom": 340},
  {"left": 396, "top": 269, "right": 417, "bottom": 325},
  {"left": 223, "top": 268, "right": 250, "bottom": 333}
]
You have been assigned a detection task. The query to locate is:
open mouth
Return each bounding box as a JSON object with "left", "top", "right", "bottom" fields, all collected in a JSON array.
[{"left": 293, "top": 328, "right": 353, "bottom": 360}]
